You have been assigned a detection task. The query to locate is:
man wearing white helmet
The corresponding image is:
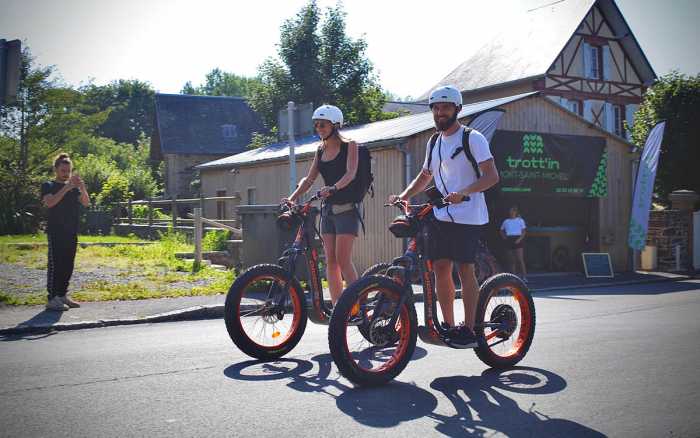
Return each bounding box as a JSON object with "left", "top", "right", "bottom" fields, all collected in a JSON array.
[
  {"left": 389, "top": 85, "right": 500, "bottom": 347},
  {"left": 284, "top": 104, "right": 361, "bottom": 306}
]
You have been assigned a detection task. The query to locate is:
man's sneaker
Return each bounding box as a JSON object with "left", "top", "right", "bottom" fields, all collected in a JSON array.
[
  {"left": 446, "top": 324, "right": 478, "bottom": 348},
  {"left": 61, "top": 295, "right": 81, "bottom": 308},
  {"left": 46, "top": 297, "right": 69, "bottom": 311}
]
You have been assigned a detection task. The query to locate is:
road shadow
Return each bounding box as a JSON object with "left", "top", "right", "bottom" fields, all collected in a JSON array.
[
  {"left": 534, "top": 278, "right": 699, "bottom": 298},
  {"left": 0, "top": 309, "right": 62, "bottom": 342},
  {"left": 223, "top": 346, "right": 428, "bottom": 398},
  {"left": 427, "top": 367, "right": 605, "bottom": 437}
]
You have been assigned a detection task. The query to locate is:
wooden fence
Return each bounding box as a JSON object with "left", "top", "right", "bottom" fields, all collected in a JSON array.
[{"left": 114, "top": 195, "right": 240, "bottom": 228}]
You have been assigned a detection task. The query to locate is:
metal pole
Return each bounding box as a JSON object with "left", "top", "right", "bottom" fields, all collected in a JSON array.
[
  {"left": 171, "top": 196, "right": 177, "bottom": 229},
  {"left": 194, "top": 208, "right": 202, "bottom": 269},
  {"left": 288, "top": 101, "right": 297, "bottom": 194}
]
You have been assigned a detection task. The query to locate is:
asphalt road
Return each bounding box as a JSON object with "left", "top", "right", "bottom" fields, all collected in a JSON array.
[{"left": 1, "top": 280, "right": 699, "bottom": 437}]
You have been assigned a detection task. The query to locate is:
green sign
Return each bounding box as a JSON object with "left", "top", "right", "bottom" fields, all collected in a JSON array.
[{"left": 492, "top": 131, "right": 607, "bottom": 197}]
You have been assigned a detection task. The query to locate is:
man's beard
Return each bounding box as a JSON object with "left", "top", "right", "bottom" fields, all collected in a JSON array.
[{"left": 434, "top": 112, "right": 458, "bottom": 131}]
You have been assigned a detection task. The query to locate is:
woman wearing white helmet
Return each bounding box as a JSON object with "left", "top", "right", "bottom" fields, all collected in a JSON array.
[{"left": 284, "top": 104, "right": 361, "bottom": 306}]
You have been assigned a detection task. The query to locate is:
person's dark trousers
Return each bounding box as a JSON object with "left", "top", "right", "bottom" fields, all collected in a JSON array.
[{"left": 47, "top": 232, "right": 78, "bottom": 300}]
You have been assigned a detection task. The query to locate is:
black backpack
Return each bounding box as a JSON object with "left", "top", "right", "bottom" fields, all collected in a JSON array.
[
  {"left": 427, "top": 127, "right": 477, "bottom": 176},
  {"left": 317, "top": 143, "right": 374, "bottom": 204},
  {"left": 351, "top": 145, "right": 374, "bottom": 203},
  {"left": 426, "top": 127, "right": 500, "bottom": 201}
]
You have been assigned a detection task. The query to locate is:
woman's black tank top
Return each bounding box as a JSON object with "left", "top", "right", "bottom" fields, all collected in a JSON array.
[{"left": 317, "top": 142, "right": 355, "bottom": 204}]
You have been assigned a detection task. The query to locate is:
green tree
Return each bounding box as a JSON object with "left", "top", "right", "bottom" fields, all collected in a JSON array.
[
  {"left": 248, "top": 1, "right": 390, "bottom": 128},
  {"left": 181, "top": 68, "right": 261, "bottom": 98},
  {"left": 81, "top": 79, "right": 155, "bottom": 146},
  {"left": 0, "top": 47, "right": 107, "bottom": 233},
  {"left": 631, "top": 72, "right": 700, "bottom": 200},
  {"left": 96, "top": 172, "right": 133, "bottom": 206}
]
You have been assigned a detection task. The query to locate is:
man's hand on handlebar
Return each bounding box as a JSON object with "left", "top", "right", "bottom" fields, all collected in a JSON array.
[
  {"left": 445, "top": 192, "right": 469, "bottom": 204},
  {"left": 387, "top": 194, "right": 406, "bottom": 205}
]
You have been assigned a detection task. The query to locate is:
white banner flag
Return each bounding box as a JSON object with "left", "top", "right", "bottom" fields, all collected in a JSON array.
[
  {"left": 468, "top": 109, "right": 505, "bottom": 143},
  {"left": 628, "top": 121, "right": 666, "bottom": 250}
]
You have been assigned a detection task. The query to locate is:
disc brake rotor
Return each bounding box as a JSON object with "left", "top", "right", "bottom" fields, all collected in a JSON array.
[{"left": 490, "top": 304, "right": 518, "bottom": 339}]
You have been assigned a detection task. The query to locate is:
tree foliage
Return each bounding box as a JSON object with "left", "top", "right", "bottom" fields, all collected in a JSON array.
[
  {"left": 248, "top": 1, "right": 390, "bottom": 128},
  {"left": 81, "top": 79, "right": 155, "bottom": 146},
  {"left": 0, "top": 48, "right": 108, "bottom": 233},
  {"left": 181, "top": 68, "right": 261, "bottom": 98},
  {"left": 631, "top": 72, "right": 700, "bottom": 200}
]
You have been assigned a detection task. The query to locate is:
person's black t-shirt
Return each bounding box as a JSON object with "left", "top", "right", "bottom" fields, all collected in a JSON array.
[{"left": 41, "top": 181, "right": 81, "bottom": 234}]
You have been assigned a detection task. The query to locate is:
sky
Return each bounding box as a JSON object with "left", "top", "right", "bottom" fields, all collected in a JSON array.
[{"left": 1, "top": 0, "right": 699, "bottom": 99}]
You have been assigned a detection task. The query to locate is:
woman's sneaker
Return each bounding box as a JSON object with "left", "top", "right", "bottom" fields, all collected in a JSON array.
[{"left": 46, "top": 296, "right": 69, "bottom": 311}]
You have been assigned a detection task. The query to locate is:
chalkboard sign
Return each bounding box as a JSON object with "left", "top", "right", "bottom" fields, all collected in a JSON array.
[{"left": 581, "top": 253, "right": 614, "bottom": 278}]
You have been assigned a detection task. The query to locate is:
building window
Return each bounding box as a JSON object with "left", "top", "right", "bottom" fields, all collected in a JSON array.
[
  {"left": 613, "top": 104, "right": 625, "bottom": 137},
  {"left": 247, "top": 187, "right": 256, "bottom": 205},
  {"left": 216, "top": 189, "right": 226, "bottom": 220},
  {"left": 221, "top": 124, "right": 238, "bottom": 139},
  {"left": 585, "top": 45, "right": 602, "bottom": 80},
  {"left": 567, "top": 99, "right": 582, "bottom": 116}
]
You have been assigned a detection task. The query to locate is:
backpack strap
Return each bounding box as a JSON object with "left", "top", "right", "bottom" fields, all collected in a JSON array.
[
  {"left": 449, "top": 127, "right": 480, "bottom": 177},
  {"left": 426, "top": 132, "right": 440, "bottom": 171}
]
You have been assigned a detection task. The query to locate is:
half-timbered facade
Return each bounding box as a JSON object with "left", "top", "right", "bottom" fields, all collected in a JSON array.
[{"left": 425, "top": 0, "right": 656, "bottom": 140}]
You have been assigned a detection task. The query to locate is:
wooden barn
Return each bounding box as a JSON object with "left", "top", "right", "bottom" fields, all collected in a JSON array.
[{"left": 197, "top": 92, "right": 635, "bottom": 272}]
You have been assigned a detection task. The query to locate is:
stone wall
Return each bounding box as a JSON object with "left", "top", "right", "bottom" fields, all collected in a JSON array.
[{"left": 646, "top": 210, "right": 691, "bottom": 271}]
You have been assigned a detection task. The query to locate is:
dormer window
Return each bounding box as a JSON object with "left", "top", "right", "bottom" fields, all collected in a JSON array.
[{"left": 221, "top": 124, "right": 238, "bottom": 139}]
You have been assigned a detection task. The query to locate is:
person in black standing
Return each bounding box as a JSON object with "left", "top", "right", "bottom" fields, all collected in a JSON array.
[{"left": 41, "top": 153, "right": 90, "bottom": 311}]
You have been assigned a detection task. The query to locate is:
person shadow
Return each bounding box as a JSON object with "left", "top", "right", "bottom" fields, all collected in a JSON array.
[
  {"left": 223, "top": 346, "right": 429, "bottom": 399},
  {"left": 0, "top": 309, "right": 62, "bottom": 342},
  {"left": 223, "top": 348, "right": 438, "bottom": 428},
  {"left": 223, "top": 357, "right": 602, "bottom": 436},
  {"left": 428, "top": 367, "right": 605, "bottom": 437}
]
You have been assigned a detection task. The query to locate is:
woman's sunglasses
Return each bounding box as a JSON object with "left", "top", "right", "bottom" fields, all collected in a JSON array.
[{"left": 314, "top": 120, "right": 330, "bottom": 129}]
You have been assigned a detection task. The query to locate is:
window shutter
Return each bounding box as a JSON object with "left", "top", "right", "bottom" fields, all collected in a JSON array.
[
  {"left": 583, "top": 100, "right": 593, "bottom": 122},
  {"left": 604, "top": 102, "right": 615, "bottom": 133},
  {"left": 602, "top": 45, "right": 612, "bottom": 81},
  {"left": 625, "top": 104, "right": 639, "bottom": 140},
  {"left": 583, "top": 43, "right": 592, "bottom": 78}
]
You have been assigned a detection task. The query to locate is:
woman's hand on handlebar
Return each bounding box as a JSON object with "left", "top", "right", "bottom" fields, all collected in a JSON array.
[
  {"left": 319, "top": 185, "right": 336, "bottom": 199},
  {"left": 281, "top": 197, "right": 296, "bottom": 209}
]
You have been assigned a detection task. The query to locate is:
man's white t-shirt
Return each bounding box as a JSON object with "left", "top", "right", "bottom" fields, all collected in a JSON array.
[
  {"left": 422, "top": 126, "right": 494, "bottom": 225},
  {"left": 501, "top": 217, "right": 527, "bottom": 236}
]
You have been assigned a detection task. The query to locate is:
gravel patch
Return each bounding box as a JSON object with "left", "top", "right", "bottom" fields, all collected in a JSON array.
[{"left": 0, "top": 262, "right": 222, "bottom": 296}]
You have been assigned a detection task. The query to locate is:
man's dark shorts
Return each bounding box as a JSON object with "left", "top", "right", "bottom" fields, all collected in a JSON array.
[{"left": 426, "top": 219, "right": 484, "bottom": 264}]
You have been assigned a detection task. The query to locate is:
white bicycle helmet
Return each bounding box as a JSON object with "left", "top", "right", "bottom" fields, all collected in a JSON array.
[
  {"left": 428, "top": 85, "right": 462, "bottom": 108},
  {"left": 312, "top": 104, "right": 343, "bottom": 126}
]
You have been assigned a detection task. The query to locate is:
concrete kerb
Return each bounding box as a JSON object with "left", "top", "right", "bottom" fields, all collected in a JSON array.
[{"left": 0, "top": 274, "right": 692, "bottom": 336}]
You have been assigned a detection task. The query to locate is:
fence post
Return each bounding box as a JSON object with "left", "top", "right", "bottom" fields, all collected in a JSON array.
[
  {"left": 127, "top": 199, "right": 133, "bottom": 225},
  {"left": 147, "top": 197, "right": 153, "bottom": 226},
  {"left": 194, "top": 207, "right": 202, "bottom": 269},
  {"left": 199, "top": 194, "right": 205, "bottom": 217},
  {"left": 171, "top": 195, "right": 178, "bottom": 229}
]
